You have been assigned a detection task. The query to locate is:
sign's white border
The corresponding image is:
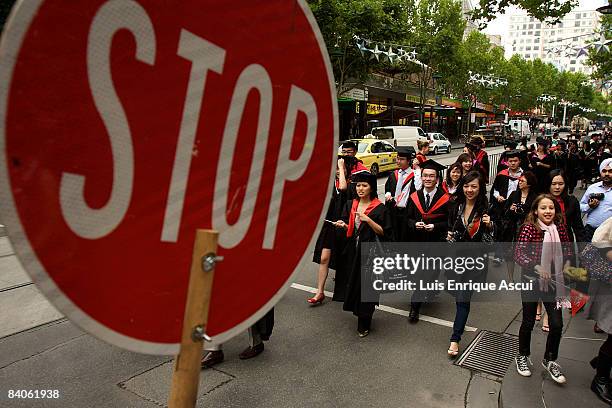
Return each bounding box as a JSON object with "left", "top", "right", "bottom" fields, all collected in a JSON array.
[{"left": 0, "top": 0, "right": 338, "bottom": 355}]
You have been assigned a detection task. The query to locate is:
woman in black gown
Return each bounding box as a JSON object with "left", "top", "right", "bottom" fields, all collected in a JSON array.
[
  {"left": 333, "top": 171, "right": 393, "bottom": 337},
  {"left": 529, "top": 138, "right": 554, "bottom": 193},
  {"left": 310, "top": 157, "right": 349, "bottom": 305},
  {"left": 503, "top": 171, "right": 538, "bottom": 280}
]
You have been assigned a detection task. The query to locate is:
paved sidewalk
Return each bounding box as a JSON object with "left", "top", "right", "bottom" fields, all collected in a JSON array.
[{"left": 501, "top": 307, "right": 609, "bottom": 407}]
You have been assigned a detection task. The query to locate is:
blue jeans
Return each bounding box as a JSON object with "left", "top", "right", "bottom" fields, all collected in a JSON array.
[{"left": 451, "top": 302, "right": 471, "bottom": 342}]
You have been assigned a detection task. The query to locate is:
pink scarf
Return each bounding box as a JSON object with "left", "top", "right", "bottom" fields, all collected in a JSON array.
[{"left": 537, "top": 219, "right": 565, "bottom": 300}]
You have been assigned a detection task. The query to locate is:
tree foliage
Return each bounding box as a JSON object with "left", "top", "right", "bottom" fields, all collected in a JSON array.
[
  {"left": 586, "top": 14, "right": 612, "bottom": 80},
  {"left": 469, "top": 0, "right": 578, "bottom": 29}
]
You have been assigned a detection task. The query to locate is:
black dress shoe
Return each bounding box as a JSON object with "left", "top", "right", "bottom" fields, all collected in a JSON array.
[
  {"left": 239, "top": 343, "right": 264, "bottom": 360},
  {"left": 591, "top": 376, "right": 612, "bottom": 404},
  {"left": 408, "top": 308, "right": 419, "bottom": 323},
  {"left": 201, "top": 350, "right": 224, "bottom": 369}
]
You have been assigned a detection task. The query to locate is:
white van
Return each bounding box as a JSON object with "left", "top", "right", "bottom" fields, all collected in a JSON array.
[
  {"left": 371, "top": 126, "right": 426, "bottom": 150},
  {"left": 508, "top": 120, "right": 531, "bottom": 139}
]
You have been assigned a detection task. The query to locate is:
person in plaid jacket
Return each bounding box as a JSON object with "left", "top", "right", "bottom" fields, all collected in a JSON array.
[{"left": 513, "top": 194, "right": 573, "bottom": 385}]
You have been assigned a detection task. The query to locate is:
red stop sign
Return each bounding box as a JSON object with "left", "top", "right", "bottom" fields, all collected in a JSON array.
[{"left": 0, "top": 0, "right": 337, "bottom": 354}]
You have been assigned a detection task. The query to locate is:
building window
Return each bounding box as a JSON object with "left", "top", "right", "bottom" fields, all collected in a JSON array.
[
  {"left": 534, "top": 46, "right": 539, "bottom": 50},
  {"left": 526, "top": 46, "right": 531, "bottom": 50},
  {"left": 535, "top": 31, "right": 540, "bottom": 36},
  {"left": 529, "top": 24, "right": 533, "bottom": 29},
  {"left": 523, "top": 24, "right": 527, "bottom": 29},
  {"left": 528, "top": 31, "right": 532, "bottom": 35},
  {"left": 575, "top": 21, "right": 580, "bottom": 27},
  {"left": 570, "top": 67, "right": 575, "bottom": 72},
  {"left": 525, "top": 54, "right": 530, "bottom": 58},
  {"left": 570, "top": 60, "right": 576, "bottom": 64}
]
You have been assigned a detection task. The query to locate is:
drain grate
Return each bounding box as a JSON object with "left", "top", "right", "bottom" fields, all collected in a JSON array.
[{"left": 455, "top": 330, "right": 519, "bottom": 378}]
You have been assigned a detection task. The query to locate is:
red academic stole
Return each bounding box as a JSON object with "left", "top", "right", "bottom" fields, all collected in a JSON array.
[
  {"left": 409, "top": 191, "right": 450, "bottom": 222},
  {"left": 496, "top": 168, "right": 520, "bottom": 179},
  {"left": 467, "top": 217, "right": 481, "bottom": 239},
  {"left": 350, "top": 161, "right": 369, "bottom": 174},
  {"left": 394, "top": 170, "right": 415, "bottom": 204},
  {"left": 441, "top": 181, "right": 449, "bottom": 193},
  {"left": 346, "top": 198, "right": 382, "bottom": 237},
  {"left": 555, "top": 196, "right": 567, "bottom": 223},
  {"left": 475, "top": 149, "right": 486, "bottom": 164}
]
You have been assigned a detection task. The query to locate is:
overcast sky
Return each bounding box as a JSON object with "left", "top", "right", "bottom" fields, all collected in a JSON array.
[{"left": 483, "top": 0, "right": 609, "bottom": 37}]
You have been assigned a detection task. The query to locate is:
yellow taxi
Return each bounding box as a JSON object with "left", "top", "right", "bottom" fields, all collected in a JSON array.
[{"left": 344, "top": 138, "right": 398, "bottom": 176}]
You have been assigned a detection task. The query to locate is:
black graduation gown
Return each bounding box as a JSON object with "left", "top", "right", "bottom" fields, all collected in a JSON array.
[
  {"left": 474, "top": 149, "right": 490, "bottom": 184},
  {"left": 385, "top": 169, "right": 418, "bottom": 242},
  {"left": 503, "top": 190, "right": 536, "bottom": 243},
  {"left": 446, "top": 201, "right": 490, "bottom": 301},
  {"left": 556, "top": 195, "right": 587, "bottom": 243},
  {"left": 489, "top": 169, "right": 521, "bottom": 221},
  {"left": 333, "top": 201, "right": 393, "bottom": 318},
  {"left": 529, "top": 153, "right": 554, "bottom": 193},
  {"left": 312, "top": 183, "right": 347, "bottom": 269},
  {"left": 405, "top": 189, "right": 450, "bottom": 242}
]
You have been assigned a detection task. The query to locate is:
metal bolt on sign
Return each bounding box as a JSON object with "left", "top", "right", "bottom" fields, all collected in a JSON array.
[
  {"left": 191, "top": 325, "right": 212, "bottom": 343},
  {"left": 202, "top": 253, "right": 224, "bottom": 272}
]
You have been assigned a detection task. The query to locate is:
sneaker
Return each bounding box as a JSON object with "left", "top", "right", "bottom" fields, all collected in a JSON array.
[
  {"left": 515, "top": 355, "right": 532, "bottom": 377},
  {"left": 542, "top": 360, "right": 566, "bottom": 384}
]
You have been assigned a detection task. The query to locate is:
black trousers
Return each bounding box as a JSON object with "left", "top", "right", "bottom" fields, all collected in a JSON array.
[
  {"left": 519, "top": 300, "right": 563, "bottom": 361},
  {"left": 597, "top": 335, "right": 612, "bottom": 378}
]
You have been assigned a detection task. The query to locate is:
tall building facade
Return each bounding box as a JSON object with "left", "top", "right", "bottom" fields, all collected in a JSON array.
[{"left": 507, "top": 9, "right": 600, "bottom": 74}]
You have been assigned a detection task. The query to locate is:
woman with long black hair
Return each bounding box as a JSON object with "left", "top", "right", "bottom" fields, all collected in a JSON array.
[
  {"left": 446, "top": 170, "right": 493, "bottom": 356},
  {"left": 333, "top": 172, "right": 393, "bottom": 337},
  {"left": 442, "top": 162, "right": 462, "bottom": 195}
]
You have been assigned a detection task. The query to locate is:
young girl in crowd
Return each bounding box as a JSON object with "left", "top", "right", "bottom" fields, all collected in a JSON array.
[{"left": 513, "top": 194, "right": 572, "bottom": 384}]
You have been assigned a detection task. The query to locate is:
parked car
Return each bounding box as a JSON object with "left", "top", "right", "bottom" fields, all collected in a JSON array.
[
  {"left": 339, "top": 139, "right": 399, "bottom": 176},
  {"left": 371, "top": 125, "right": 427, "bottom": 150},
  {"left": 422, "top": 132, "right": 451, "bottom": 154}
]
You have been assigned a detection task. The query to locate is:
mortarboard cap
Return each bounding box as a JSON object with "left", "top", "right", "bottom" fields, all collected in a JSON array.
[
  {"left": 420, "top": 159, "right": 446, "bottom": 172},
  {"left": 505, "top": 149, "right": 521, "bottom": 159},
  {"left": 504, "top": 141, "right": 518, "bottom": 149},
  {"left": 396, "top": 146, "right": 414, "bottom": 159}
]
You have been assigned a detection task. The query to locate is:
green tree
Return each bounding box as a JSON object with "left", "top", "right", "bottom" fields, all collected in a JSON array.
[
  {"left": 469, "top": 0, "right": 578, "bottom": 28},
  {"left": 399, "top": 0, "right": 465, "bottom": 125},
  {"left": 307, "top": 0, "right": 412, "bottom": 96}
]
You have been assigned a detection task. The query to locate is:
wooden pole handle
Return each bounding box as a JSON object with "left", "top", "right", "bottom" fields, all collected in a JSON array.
[{"left": 168, "top": 229, "right": 218, "bottom": 408}]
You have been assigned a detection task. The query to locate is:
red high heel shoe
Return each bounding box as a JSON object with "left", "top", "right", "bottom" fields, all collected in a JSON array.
[{"left": 307, "top": 293, "right": 325, "bottom": 306}]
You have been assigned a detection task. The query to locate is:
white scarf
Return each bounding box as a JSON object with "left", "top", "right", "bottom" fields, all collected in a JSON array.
[{"left": 537, "top": 219, "right": 565, "bottom": 299}]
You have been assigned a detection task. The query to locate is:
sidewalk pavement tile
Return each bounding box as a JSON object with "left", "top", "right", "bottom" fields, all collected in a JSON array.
[
  {"left": 0, "top": 285, "right": 62, "bottom": 337},
  {"left": 0, "top": 255, "right": 29, "bottom": 289},
  {"left": 466, "top": 374, "right": 501, "bottom": 408}
]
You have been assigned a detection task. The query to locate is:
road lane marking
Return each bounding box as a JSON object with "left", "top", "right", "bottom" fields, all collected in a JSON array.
[{"left": 290, "top": 282, "right": 477, "bottom": 332}]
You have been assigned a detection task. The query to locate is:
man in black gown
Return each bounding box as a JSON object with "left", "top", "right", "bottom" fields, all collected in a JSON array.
[
  {"left": 385, "top": 147, "right": 421, "bottom": 242},
  {"left": 405, "top": 159, "right": 450, "bottom": 323}
]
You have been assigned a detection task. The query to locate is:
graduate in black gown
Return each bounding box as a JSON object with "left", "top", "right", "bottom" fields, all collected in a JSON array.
[
  {"left": 384, "top": 147, "right": 421, "bottom": 242},
  {"left": 332, "top": 172, "right": 393, "bottom": 337},
  {"left": 496, "top": 141, "right": 519, "bottom": 173},
  {"left": 529, "top": 138, "right": 554, "bottom": 193},
  {"left": 310, "top": 157, "right": 349, "bottom": 305},
  {"left": 405, "top": 159, "right": 451, "bottom": 322},
  {"left": 490, "top": 150, "right": 524, "bottom": 262}
]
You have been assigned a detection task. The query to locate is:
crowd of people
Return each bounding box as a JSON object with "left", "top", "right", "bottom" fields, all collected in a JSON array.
[{"left": 309, "top": 131, "right": 612, "bottom": 403}]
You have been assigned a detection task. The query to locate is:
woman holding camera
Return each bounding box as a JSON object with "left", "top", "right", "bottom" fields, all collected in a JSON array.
[
  {"left": 503, "top": 171, "right": 538, "bottom": 280},
  {"left": 445, "top": 171, "right": 493, "bottom": 357}
]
